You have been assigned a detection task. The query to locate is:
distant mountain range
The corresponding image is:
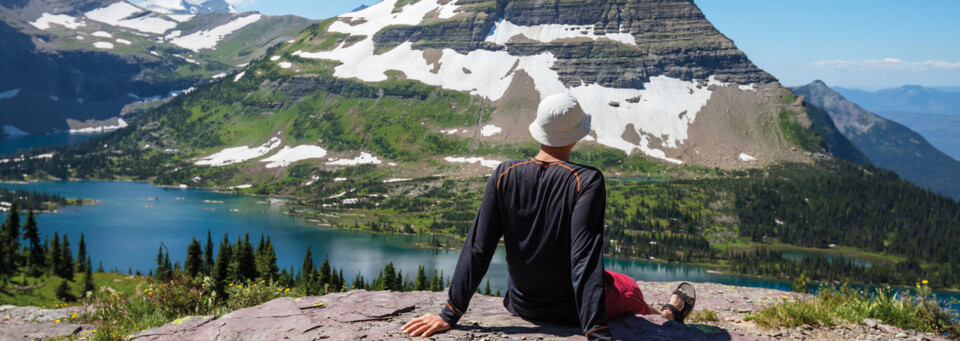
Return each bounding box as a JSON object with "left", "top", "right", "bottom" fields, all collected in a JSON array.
[
  {"left": 834, "top": 85, "right": 960, "bottom": 161},
  {"left": 794, "top": 81, "right": 960, "bottom": 198},
  {"left": 835, "top": 85, "right": 960, "bottom": 116},
  {"left": 0, "top": 0, "right": 314, "bottom": 137}
]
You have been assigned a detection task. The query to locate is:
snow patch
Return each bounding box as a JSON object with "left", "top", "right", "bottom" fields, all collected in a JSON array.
[
  {"left": 194, "top": 136, "right": 282, "bottom": 166},
  {"left": 3, "top": 125, "right": 30, "bottom": 137},
  {"left": 91, "top": 31, "right": 113, "bottom": 38},
  {"left": 211, "top": 72, "right": 227, "bottom": 79},
  {"left": 480, "top": 124, "right": 502, "bottom": 137},
  {"left": 172, "top": 54, "right": 199, "bottom": 65},
  {"left": 85, "top": 2, "right": 177, "bottom": 34},
  {"left": 738, "top": 84, "right": 758, "bottom": 92},
  {"left": 93, "top": 41, "right": 115, "bottom": 49},
  {"left": 261, "top": 145, "right": 328, "bottom": 168},
  {"left": 383, "top": 178, "right": 411, "bottom": 183},
  {"left": 116, "top": 38, "right": 132, "bottom": 45},
  {"left": 233, "top": 71, "right": 245, "bottom": 82},
  {"left": 227, "top": 184, "right": 253, "bottom": 189},
  {"left": 444, "top": 156, "right": 502, "bottom": 169},
  {"left": 739, "top": 153, "right": 756, "bottom": 161},
  {"left": 269, "top": 55, "right": 281, "bottom": 61},
  {"left": 326, "top": 152, "right": 382, "bottom": 166},
  {"left": 167, "top": 14, "right": 195, "bottom": 23},
  {"left": 0, "top": 89, "right": 20, "bottom": 100},
  {"left": 70, "top": 118, "right": 128, "bottom": 133},
  {"left": 440, "top": 129, "right": 458, "bottom": 135},
  {"left": 333, "top": 177, "right": 347, "bottom": 182},
  {"left": 30, "top": 13, "right": 85, "bottom": 30},
  {"left": 169, "top": 14, "right": 263, "bottom": 52},
  {"left": 278, "top": 62, "right": 292, "bottom": 69},
  {"left": 485, "top": 19, "right": 636, "bottom": 46}
]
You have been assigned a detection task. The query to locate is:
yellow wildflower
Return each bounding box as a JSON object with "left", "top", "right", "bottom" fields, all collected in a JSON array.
[
  {"left": 260, "top": 280, "right": 265, "bottom": 283},
  {"left": 54, "top": 319, "right": 61, "bottom": 323},
  {"left": 782, "top": 296, "right": 788, "bottom": 300},
  {"left": 922, "top": 280, "right": 929, "bottom": 285},
  {"left": 917, "top": 284, "right": 922, "bottom": 289},
  {"left": 72, "top": 313, "right": 78, "bottom": 319},
  {"left": 148, "top": 292, "right": 153, "bottom": 296},
  {"left": 284, "top": 288, "right": 290, "bottom": 293},
  {"left": 92, "top": 329, "right": 97, "bottom": 333},
  {"left": 245, "top": 288, "right": 250, "bottom": 292},
  {"left": 229, "top": 283, "right": 233, "bottom": 287}
]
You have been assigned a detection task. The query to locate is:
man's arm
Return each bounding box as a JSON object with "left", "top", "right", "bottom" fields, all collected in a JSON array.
[
  {"left": 402, "top": 166, "right": 504, "bottom": 337},
  {"left": 439, "top": 167, "right": 504, "bottom": 325},
  {"left": 570, "top": 171, "right": 612, "bottom": 340}
]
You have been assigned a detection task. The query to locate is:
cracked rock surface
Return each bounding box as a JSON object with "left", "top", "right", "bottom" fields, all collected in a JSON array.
[
  {"left": 0, "top": 305, "right": 97, "bottom": 340},
  {"left": 126, "top": 282, "right": 951, "bottom": 341}
]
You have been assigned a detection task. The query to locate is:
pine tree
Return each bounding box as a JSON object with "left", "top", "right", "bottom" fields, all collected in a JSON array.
[
  {"left": 82, "top": 256, "right": 94, "bottom": 295},
  {"left": 97, "top": 261, "right": 104, "bottom": 273},
  {"left": 429, "top": 270, "right": 441, "bottom": 292},
  {"left": 55, "top": 279, "right": 73, "bottom": 302},
  {"left": 21, "top": 210, "right": 43, "bottom": 277},
  {"left": 76, "top": 233, "right": 87, "bottom": 273},
  {"left": 319, "top": 255, "right": 332, "bottom": 289},
  {"left": 60, "top": 234, "right": 74, "bottom": 280},
  {"left": 352, "top": 272, "right": 366, "bottom": 290},
  {"left": 382, "top": 263, "right": 398, "bottom": 291},
  {"left": 213, "top": 233, "right": 232, "bottom": 289},
  {"left": 0, "top": 201, "right": 21, "bottom": 279},
  {"left": 255, "top": 237, "right": 278, "bottom": 281},
  {"left": 155, "top": 246, "right": 168, "bottom": 280},
  {"left": 203, "top": 230, "right": 214, "bottom": 276},
  {"left": 483, "top": 280, "right": 491, "bottom": 295},
  {"left": 414, "top": 266, "right": 428, "bottom": 291},
  {"left": 300, "top": 247, "right": 316, "bottom": 294},
  {"left": 185, "top": 238, "right": 203, "bottom": 277},
  {"left": 231, "top": 234, "right": 257, "bottom": 281}
]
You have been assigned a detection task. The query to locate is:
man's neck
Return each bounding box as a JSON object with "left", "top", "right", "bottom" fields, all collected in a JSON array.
[{"left": 535, "top": 145, "right": 572, "bottom": 162}]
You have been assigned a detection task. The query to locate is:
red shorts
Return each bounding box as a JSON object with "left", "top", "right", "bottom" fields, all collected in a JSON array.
[{"left": 603, "top": 270, "right": 651, "bottom": 317}]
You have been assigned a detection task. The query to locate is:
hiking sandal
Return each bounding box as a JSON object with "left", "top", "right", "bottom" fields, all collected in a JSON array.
[{"left": 661, "top": 282, "right": 696, "bottom": 324}]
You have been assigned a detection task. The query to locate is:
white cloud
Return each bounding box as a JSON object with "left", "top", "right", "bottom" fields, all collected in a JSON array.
[{"left": 809, "top": 58, "right": 960, "bottom": 71}]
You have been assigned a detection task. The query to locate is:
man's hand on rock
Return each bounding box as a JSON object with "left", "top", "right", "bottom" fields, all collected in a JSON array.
[{"left": 401, "top": 313, "right": 452, "bottom": 337}]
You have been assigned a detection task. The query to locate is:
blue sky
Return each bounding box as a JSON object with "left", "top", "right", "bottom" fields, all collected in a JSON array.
[{"left": 230, "top": 0, "right": 960, "bottom": 90}]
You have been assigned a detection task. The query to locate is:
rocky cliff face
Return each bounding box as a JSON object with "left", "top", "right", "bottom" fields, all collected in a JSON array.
[
  {"left": 794, "top": 81, "right": 960, "bottom": 199},
  {"left": 374, "top": 0, "right": 775, "bottom": 89}
]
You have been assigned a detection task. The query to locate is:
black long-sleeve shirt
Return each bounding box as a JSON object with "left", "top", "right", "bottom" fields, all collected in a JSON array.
[{"left": 439, "top": 158, "right": 612, "bottom": 340}]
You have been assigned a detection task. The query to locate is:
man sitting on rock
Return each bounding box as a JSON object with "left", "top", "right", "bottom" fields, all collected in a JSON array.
[{"left": 401, "top": 94, "right": 697, "bottom": 340}]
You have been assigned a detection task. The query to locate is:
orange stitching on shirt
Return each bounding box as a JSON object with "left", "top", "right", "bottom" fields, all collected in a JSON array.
[
  {"left": 497, "top": 159, "right": 536, "bottom": 191},
  {"left": 555, "top": 162, "right": 581, "bottom": 193},
  {"left": 585, "top": 326, "right": 610, "bottom": 337},
  {"left": 445, "top": 301, "right": 463, "bottom": 316}
]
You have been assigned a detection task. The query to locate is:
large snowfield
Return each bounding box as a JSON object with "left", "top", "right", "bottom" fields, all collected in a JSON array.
[
  {"left": 297, "top": 0, "right": 757, "bottom": 164},
  {"left": 169, "top": 14, "right": 263, "bottom": 51},
  {"left": 195, "top": 136, "right": 282, "bottom": 167},
  {"left": 30, "top": 13, "right": 86, "bottom": 30},
  {"left": 85, "top": 2, "right": 177, "bottom": 35},
  {"left": 261, "top": 145, "right": 328, "bottom": 168}
]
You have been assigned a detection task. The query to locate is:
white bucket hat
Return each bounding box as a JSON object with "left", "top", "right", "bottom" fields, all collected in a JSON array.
[{"left": 529, "top": 93, "right": 592, "bottom": 147}]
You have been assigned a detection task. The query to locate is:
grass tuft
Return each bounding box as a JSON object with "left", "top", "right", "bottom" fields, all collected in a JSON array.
[{"left": 747, "top": 284, "right": 960, "bottom": 340}]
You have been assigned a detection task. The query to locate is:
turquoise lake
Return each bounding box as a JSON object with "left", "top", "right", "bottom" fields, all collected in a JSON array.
[{"left": 0, "top": 180, "right": 956, "bottom": 313}]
